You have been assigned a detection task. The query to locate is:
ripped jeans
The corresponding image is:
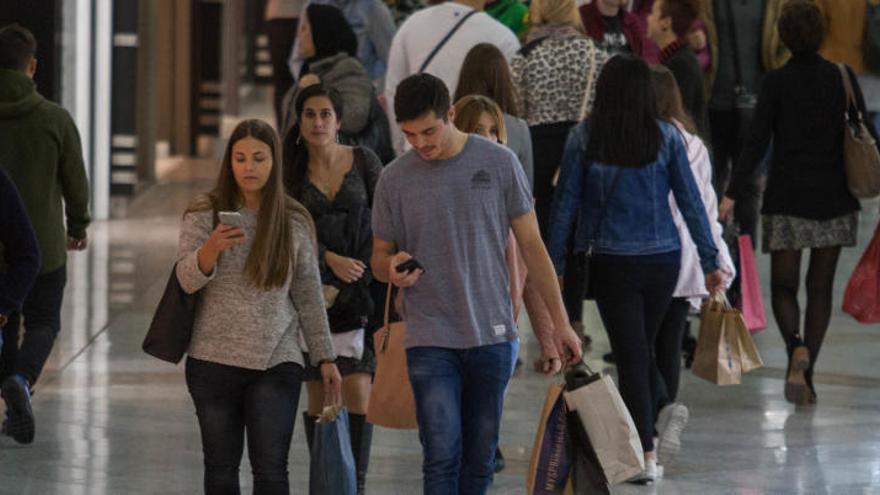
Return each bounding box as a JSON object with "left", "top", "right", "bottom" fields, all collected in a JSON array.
[{"left": 406, "top": 340, "right": 518, "bottom": 495}]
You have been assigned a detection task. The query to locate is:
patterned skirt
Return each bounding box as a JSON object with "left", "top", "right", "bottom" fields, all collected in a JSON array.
[{"left": 762, "top": 212, "right": 858, "bottom": 252}]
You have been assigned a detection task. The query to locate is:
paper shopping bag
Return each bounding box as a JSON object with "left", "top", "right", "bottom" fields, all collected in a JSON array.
[
  {"left": 562, "top": 364, "right": 644, "bottom": 485},
  {"left": 731, "top": 309, "right": 764, "bottom": 373},
  {"left": 526, "top": 383, "right": 574, "bottom": 495},
  {"left": 692, "top": 296, "right": 743, "bottom": 385},
  {"left": 843, "top": 222, "right": 880, "bottom": 323},
  {"left": 310, "top": 406, "right": 357, "bottom": 495},
  {"left": 737, "top": 235, "right": 767, "bottom": 333}
]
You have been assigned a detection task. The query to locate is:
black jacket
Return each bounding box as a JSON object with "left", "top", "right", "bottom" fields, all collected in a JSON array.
[
  {"left": 728, "top": 53, "right": 874, "bottom": 219},
  {"left": 0, "top": 169, "right": 40, "bottom": 317}
]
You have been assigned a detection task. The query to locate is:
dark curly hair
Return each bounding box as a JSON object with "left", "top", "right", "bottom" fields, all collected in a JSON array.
[{"left": 778, "top": 0, "right": 826, "bottom": 54}]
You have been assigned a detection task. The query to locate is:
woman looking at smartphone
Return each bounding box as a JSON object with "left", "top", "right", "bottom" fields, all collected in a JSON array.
[
  {"left": 282, "top": 84, "right": 382, "bottom": 495},
  {"left": 176, "top": 118, "right": 341, "bottom": 494}
]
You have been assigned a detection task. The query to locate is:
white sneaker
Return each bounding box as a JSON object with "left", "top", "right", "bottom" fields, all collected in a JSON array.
[
  {"left": 628, "top": 458, "right": 663, "bottom": 484},
  {"left": 657, "top": 403, "right": 689, "bottom": 464}
]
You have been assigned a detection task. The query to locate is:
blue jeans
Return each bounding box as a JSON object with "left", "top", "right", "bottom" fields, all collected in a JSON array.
[
  {"left": 186, "top": 357, "right": 304, "bottom": 495},
  {"left": 406, "top": 340, "right": 519, "bottom": 495}
]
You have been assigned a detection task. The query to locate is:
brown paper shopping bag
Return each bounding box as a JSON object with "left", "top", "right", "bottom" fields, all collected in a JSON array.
[
  {"left": 731, "top": 306, "right": 764, "bottom": 373},
  {"left": 692, "top": 296, "right": 743, "bottom": 385},
  {"left": 526, "top": 383, "right": 574, "bottom": 495}
]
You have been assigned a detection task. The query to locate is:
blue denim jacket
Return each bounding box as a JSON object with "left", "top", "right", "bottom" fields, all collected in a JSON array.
[{"left": 547, "top": 120, "right": 719, "bottom": 274}]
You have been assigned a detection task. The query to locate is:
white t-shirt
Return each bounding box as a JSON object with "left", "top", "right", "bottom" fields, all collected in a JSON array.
[{"left": 383, "top": 2, "right": 521, "bottom": 155}]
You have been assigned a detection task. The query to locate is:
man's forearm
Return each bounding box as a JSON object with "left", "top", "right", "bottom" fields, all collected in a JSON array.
[
  {"left": 518, "top": 238, "right": 570, "bottom": 333},
  {"left": 371, "top": 252, "right": 392, "bottom": 283}
]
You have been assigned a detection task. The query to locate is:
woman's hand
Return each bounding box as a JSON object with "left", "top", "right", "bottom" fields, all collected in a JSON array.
[
  {"left": 326, "top": 251, "right": 366, "bottom": 283},
  {"left": 198, "top": 224, "right": 246, "bottom": 275},
  {"left": 718, "top": 196, "right": 736, "bottom": 222},
  {"left": 320, "top": 361, "right": 342, "bottom": 406},
  {"left": 705, "top": 270, "right": 725, "bottom": 295}
]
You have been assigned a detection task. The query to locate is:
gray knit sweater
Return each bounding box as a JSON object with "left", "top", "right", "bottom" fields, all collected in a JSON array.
[{"left": 176, "top": 207, "right": 335, "bottom": 370}]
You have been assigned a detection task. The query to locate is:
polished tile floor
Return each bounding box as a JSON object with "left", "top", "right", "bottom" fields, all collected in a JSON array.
[{"left": 3, "top": 91, "right": 880, "bottom": 494}]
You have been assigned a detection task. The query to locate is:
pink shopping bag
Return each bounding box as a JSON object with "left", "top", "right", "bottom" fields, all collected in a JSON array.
[{"left": 737, "top": 235, "right": 767, "bottom": 333}]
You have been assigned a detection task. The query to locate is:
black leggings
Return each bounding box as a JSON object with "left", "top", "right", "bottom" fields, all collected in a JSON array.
[
  {"left": 592, "top": 257, "right": 680, "bottom": 453},
  {"left": 652, "top": 297, "right": 691, "bottom": 415},
  {"left": 770, "top": 247, "right": 842, "bottom": 367}
]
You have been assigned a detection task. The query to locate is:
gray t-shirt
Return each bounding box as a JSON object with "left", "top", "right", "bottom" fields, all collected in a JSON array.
[{"left": 372, "top": 135, "right": 533, "bottom": 349}]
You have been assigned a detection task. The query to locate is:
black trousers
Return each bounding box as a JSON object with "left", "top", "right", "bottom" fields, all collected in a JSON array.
[
  {"left": 1, "top": 266, "right": 67, "bottom": 386},
  {"left": 652, "top": 297, "right": 691, "bottom": 415},
  {"left": 592, "top": 257, "right": 680, "bottom": 453},
  {"left": 265, "top": 18, "right": 299, "bottom": 130},
  {"left": 708, "top": 108, "right": 762, "bottom": 242},
  {"left": 186, "top": 357, "right": 304, "bottom": 495}
]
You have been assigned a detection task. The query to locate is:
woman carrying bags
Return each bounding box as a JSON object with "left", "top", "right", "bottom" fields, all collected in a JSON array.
[
  {"left": 510, "top": 0, "right": 608, "bottom": 347},
  {"left": 547, "top": 55, "right": 723, "bottom": 483},
  {"left": 177, "top": 119, "right": 341, "bottom": 494},
  {"left": 719, "top": 1, "right": 878, "bottom": 405},
  {"left": 282, "top": 84, "right": 382, "bottom": 495},
  {"left": 649, "top": 65, "right": 736, "bottom": 463}
]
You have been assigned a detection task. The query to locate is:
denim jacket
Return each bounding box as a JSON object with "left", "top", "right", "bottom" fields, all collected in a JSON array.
[{"left": 547, "top": 120, "right": 719, "bottom": 275}]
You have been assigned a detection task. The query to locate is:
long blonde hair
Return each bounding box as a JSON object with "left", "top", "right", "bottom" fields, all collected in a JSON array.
[
  {"left": 529, "top": 0, "right": 585, "bottom": 33},
  {"left": 186, "top": 119, "right": 314, "bottom": 290},
  {"left": 453, "top": 95, "right": 508, "bottom": 145}
]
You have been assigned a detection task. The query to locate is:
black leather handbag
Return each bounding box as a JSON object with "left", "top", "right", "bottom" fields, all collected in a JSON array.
[{"left": 142, "top": 264, "right": 197, "bottom": 364}]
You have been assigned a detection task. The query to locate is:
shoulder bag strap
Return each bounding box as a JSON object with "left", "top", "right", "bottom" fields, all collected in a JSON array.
[
  {"left": 837, "top": 63, "right": 863, "bottom": 123},
  {"left": 418, "top": 9, "right": 479, "bottom": 73},
  {"left": 578, "top": 43, "right": 599, "bottom": 121}
]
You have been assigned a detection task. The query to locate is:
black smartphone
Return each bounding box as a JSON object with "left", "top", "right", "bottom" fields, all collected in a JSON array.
[{"left": 395, "top": 258, "right": 424, "bottom": 274}]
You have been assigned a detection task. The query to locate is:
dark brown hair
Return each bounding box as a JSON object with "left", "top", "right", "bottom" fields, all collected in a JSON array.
[
  {"left": 453, "top": 43, "right": 520, "bottom": 116},
  {"left": 660, "top": 0, "right": 701, "bottom": 38},
  {"left": 0, "top": 24, "right": 36, "bottom": 71},
  {"left": 650, "top": 65, "right": 696, "bottom": 134},
  {"left": 187, "top": 119, "right": 314, "bottom": 290},
  {"left": 778, "top": 0, "right": 825, "bottom": 54}
]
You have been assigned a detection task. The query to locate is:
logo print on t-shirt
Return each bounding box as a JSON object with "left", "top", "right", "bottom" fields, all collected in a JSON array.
[{"left": 471, "top": 170, "right": 492, "bottom": 190}]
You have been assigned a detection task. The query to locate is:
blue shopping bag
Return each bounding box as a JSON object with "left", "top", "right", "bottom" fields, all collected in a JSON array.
[{"left": 309, "top": 406, "right": 357, "bottom": 495}]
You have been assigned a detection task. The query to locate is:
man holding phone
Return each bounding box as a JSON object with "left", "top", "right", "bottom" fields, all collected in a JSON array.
[{"left": 370, "top": 73, "right": 582, "bottom": 494}]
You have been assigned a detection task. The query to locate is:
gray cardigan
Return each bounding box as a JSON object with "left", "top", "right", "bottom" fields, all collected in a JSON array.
[
  {"left": 504, "top": 113, "right": 534, "bottom": 189},
  {"left": 176, "top": 207, "right": 335, "bottom": 370},
  {"left": 282, "top": 52, "right": 374, "bottom": 139}
]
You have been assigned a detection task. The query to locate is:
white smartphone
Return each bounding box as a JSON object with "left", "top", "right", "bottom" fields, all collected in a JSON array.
[{"left": 218, "top": 211, "right": 243, "bottom": 227}]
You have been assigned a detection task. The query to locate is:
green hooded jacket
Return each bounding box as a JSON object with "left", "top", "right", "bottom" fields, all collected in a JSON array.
[
  {"left": 486, "top": 0, "right": 529, "bottom": 39},
  {"left": 0, "top": 69, "right": 90, "bottom": 274}
]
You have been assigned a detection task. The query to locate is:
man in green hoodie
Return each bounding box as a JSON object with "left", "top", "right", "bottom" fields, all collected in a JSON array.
[
  {"left": 0, "top": 24, "right": 90, "bottom": 445},
  {"left": 486, "top": 0, "right": 530, "bottom": 39}
]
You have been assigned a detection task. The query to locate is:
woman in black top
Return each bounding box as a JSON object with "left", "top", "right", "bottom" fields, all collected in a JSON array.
[
  {"left": 282, "top": 84, "right": 383, "bottom": 495},
  {"left": 720, "top": 1, "right": 877, "bottom": 406}
]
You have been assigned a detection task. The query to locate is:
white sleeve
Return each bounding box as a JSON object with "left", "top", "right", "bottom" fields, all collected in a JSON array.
[
  {"left": 384, "top": 25, "right": 409, "bottom": 156},
  {"left": 691, "top": 135, "right": 736, "bottom": 285}
]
